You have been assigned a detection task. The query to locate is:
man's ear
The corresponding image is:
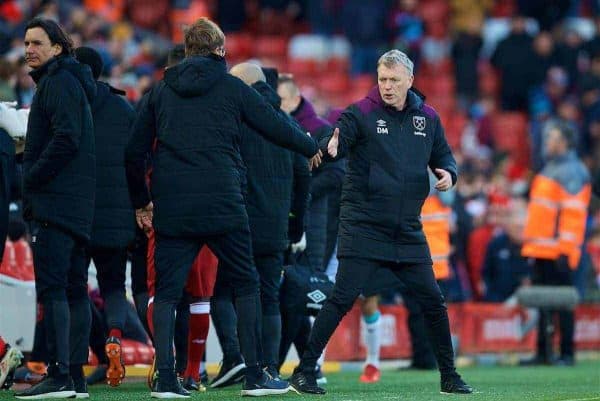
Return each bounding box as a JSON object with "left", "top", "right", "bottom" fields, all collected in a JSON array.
[{"left": 52, "top": 43, "right": 62, "bottom": 57}]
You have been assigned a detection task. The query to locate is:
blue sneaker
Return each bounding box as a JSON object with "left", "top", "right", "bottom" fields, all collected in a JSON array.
[{"left": 241, "top": 371, "right": 290, "bottom": 396}]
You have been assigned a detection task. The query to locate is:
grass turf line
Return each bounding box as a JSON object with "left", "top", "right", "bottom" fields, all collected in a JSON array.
[{"left": 1, "top": 361, "right": 599, "bottom": 401}]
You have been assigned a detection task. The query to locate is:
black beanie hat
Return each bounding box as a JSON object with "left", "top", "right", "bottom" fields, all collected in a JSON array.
[{"left": 74, "top": 46, "right": 103, "bottom": 80}]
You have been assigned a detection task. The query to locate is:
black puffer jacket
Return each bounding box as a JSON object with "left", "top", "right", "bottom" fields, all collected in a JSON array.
[
  {"left": 240, "top": 81, "right": 310, "bottom": 255},
  {"left": 89, "top": 82, "right": 136, "bottom": 248},
  {"left": 0, "top": 128, "right": 15, "bottom": 260},
  {"left": 293, "top": 98, "right": 344, "bottom": 271},
  {"left": 320, "top": 87, "right": 457, "bottom": 264},
  {"left": 23, "top": 55, "right": 96, "bottom": 240},
  {"left": 125, "top": 55, "right": 318, "bottom": 237}
]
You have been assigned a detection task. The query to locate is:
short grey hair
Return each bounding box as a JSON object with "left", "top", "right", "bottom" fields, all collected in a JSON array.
[{"left": 377, "top": 50, "right": 414, "bottom": 76}]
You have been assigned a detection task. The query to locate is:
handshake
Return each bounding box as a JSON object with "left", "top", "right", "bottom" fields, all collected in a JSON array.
[{"left": 0, "top": 101, "right": 29, "bottom": 153}]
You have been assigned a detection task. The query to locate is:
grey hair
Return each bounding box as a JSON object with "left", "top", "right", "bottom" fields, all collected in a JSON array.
[{"left": 377, "top": 50, "right": 414, "bottom": 76}]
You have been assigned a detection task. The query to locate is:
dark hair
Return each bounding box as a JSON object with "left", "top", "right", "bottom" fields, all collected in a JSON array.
[
  {"left": 551, "top": 120, "right": 577, "bottom": 149},
  {"left": 74, "top": 46, "right": 103, "bottom": 79},
  {"left": 168, "top": 44, "right": 186, "bottom": 67},
  {"left": 25, "top": 18, "right": 73, "bottom": 56},
  {"left": 184, "top": 17, "right": 225, "bottom": 57}
]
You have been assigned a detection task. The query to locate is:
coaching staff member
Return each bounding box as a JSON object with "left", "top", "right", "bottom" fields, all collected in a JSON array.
[
  {"left": 289, "top": 50, "right": 472, "bottom": 395},
  {"left": 16, "top": 18, "right": 96, "bottom": 400},
  {"left": 125, "top": 18, "right": 321, "bottom": 398}
]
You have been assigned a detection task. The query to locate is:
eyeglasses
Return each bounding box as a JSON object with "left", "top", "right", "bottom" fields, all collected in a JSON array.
[{"left": 214, "top": 46, "right": 226, "bottom": 57}]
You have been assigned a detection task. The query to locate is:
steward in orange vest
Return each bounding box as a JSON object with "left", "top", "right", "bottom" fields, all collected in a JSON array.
[
  {"left": 520, "top": 122, "right": 590, "bottom": 365},
  {"left": 421, "top": 193, "right": 452, "bottom": 280}
]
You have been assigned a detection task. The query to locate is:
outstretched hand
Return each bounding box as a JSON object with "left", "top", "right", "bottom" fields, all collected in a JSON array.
[
  {"left": 327, "top": 127, "right": 340, "bottom": 158},
  {"left": 309, "top": 149, "right": 323, "bottom": 170}
]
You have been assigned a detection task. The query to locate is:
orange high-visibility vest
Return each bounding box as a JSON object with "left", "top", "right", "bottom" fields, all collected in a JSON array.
[
  {"left": 522, "top": 174, "right": 591, "bottom": 269},
  {"left": 421, "top": 195, "right": 451, "bottom": 280}
]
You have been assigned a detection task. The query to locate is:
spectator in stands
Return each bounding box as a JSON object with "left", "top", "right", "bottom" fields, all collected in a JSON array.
[
  {"left": 0, "top": 59, "right": 16, "bottom": 101},
  {"left": 16, "top": 18, "right": 96, "bottom": 399},
  {"left": 451, "top": 19, "right": 483, "bottom": 108},
  {"left": 390, "top": 0, "right": 424, "bottom": 62},
  {"left": 491, "top": 15, "right": 534, "bottom": 111},
  {"left": 530, "top": 31, "right": 558, "bottom": 87},
  {"left": 74, "top": 46, "right": 136, "bottom": 388},
  {"left": 555, "top": 28, "right": 584, "bottom": 87},
  {"left": 482, "top": 199, "right": 531, "bottom": 302},
  {"left": 521, "top": 121, "right": 591, "bottom": 366},
  {"left": 342, "top": 0, "right": 391, "bottom": 76},
  {"left": 14, "top": 58, "right": 35, "bottom": 108}
]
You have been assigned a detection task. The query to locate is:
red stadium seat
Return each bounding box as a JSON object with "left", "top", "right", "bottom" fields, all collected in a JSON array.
[
  {"left": 254, "top": 35, "right": 288, "bottom": 58},
  {"left": 491, "top": 112, "right": 530, "bottom": 166},
  {"left": 287, "top": 58, "right": 319, "bottom": 77},
  {"left": 224, "top": 32, "right": 254, "bottom": 60},
  {"left": 319, "top": 74, "right": 350, "bottom": 94},
  {"left": 352, "top": 74, "right": 375, "bottom": 93}
]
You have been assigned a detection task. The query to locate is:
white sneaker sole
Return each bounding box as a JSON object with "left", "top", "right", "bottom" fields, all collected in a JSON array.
[
  {"left": 76, "top": 393, "right": 90, "bottom": 398},
  {"left": 241, "top": 386, "right": 290, "bottom": 396},
  {"left": 15, "top": 390, "right": 77, "bottom": 399},
  {"left": 0, "top": 347, "right": 23, "bottom": 388},
  {"left": 150, "top": 391, "right": 190, "bottom": 399},
  {"left": 210, "top": 363, "right": 246, "bottom": 388}
]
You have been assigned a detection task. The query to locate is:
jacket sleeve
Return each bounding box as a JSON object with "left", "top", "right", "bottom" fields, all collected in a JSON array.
[
  {"left": 239, "top": 83, "right": 318, "bottom": 158},
  {"left": 311, "top": 158, "right": 345, "bottom": 200},
  {"left": 24, "top": 77, "right": 84, "bottom": 188},
  {"left": 289, "top": 152, "right": 311, "bottom": 242},
  {"left": 428, "top": 115, "right": 458, "bottom": 185},
  {"left": 124, "top": 90, "right": 155, "bottom": 209},
  {"left": 318, "top": 106, "right": 362, "bottom": 161}
]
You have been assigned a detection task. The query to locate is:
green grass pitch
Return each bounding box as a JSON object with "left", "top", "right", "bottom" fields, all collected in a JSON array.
[{"left": 2, "top": 361, "right": 599, "bottom": 400}]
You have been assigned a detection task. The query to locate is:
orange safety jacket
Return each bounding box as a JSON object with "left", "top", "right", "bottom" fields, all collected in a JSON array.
[
  {"left": 522, "top": 151, "right": 591, "bottom": 269},
  {"left": 421, "top": 195, "right": 451, "bottom": 280}
]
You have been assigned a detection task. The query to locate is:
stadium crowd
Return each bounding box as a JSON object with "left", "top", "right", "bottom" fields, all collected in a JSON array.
[{"left": 0, "top": 0, "right": 598, "bottom": 399}]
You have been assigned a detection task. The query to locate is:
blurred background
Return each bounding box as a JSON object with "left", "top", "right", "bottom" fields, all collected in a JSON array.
[{"left": 1, "top": 0, "right": 599, "bottom": 363}]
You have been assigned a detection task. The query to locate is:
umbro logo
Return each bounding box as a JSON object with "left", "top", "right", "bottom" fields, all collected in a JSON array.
[
  {"left": 307, "top": 290, "right": 327, "bottom": 304},
  {"left": 414, "top": 131, "right": 426, "bottom": 137},
  {"left": 376, "top": 119, "right": 388, "bottom": 134}
]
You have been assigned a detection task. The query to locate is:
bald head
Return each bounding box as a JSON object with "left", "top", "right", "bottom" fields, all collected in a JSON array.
[{"left": 230, "top": 62, "right": 265, "bottom": 86}]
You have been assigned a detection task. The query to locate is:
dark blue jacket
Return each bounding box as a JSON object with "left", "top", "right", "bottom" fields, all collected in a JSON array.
[
  {"left": 125, "top": 55, "right": 318, "bottom": 237},
  {"left": 293, "top": 98, "right": 345, "bottom": 271},
  {"left": 23, "top": 55, "right": 96, "bottom": 241},
  {"left": 482, "top": 233, "right": 532, "bottom": 302},
  {"left": 240, "top": 81, "right": 310, "bottom": 255},
  {"left": 89, "top": 82, "right": 136, "bottom": 248},
  {"left": 321, "top": 87, "right": 457, "bottom": 263},
  {"left": 0, "top": 128, "right": 15, "bottom": 261}
]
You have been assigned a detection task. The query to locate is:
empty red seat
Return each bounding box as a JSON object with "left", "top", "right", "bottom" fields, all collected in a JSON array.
[
  {"left": 224, "top": 32, "right": 254, "bottom": 60},
  {"left": 287, "top": 58, "right": 319, "bottom": 77},
  {"left": 326, "top": 57, "right": 349, "bottom": 74},
  {"left": 491, "top": 112, "right": 530, "bottom": 165},
  {"left": 254, "top": 35, "right": 288, "bottom": 58},
  {"left": 319, "top": 74, "right": 350, "bottom": 94}
]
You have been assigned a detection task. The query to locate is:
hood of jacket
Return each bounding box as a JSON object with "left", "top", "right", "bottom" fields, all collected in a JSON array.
[
  {"left": 163, "top": 54, "right": 227, "bottom": 97},
  {"left": 31, "top": 55, "right": 97, "bottom": 103}
]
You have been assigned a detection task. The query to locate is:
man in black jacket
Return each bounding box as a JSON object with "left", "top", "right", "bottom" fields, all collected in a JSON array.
[
  {"left": 16, "top": 18, "right": 96, "bottom": 400},
  {"left": 289, "top": 50, "right": 472, "bottom": 395},
  {"left": 74, "top": 46, "right": 136, "bottom": 388},
  {"left": 209, "top": 63, "right": 311, "bottom": 386},
  {"left": 125, "top": 18, "right": 320, "bottom": 398}
]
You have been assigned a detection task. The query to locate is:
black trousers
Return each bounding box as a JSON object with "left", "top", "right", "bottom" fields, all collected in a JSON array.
[
  {"left": 129, "top": 229, "right": 151, "bottom": 337},
  {"left": 397, "top": 282, "right": 437, "bottom": 368},
  {"left": 31, "top": 221, "right": 91, "bottom": 376},
  {"left": 86, "top": 247, "right": 128, "bottom": 333},
  {"left": 212, "top": 252, "right": 284, "bottom": 369},
  {"left": 533, "top": 258, "right": 575, "bottom": 360},
  {"left": 153, "top": 227, "right": 261, "bottom": 381},
  {"left": 298, "top": 257, "right": 456, "bottom": 377}
]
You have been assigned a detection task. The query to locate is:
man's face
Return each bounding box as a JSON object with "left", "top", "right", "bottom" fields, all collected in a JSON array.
[
  {"left": 277, "top": 83, "right": 300, "bottom": 114},
  {"left": 544, "top": 128, "right": 565, "bottom": 157},
  {"left": 377, "top": 63, "right": 413, "bottom": 110},
  {"left": 24, "top": 27, "right": 61, "bottom": 69}
]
